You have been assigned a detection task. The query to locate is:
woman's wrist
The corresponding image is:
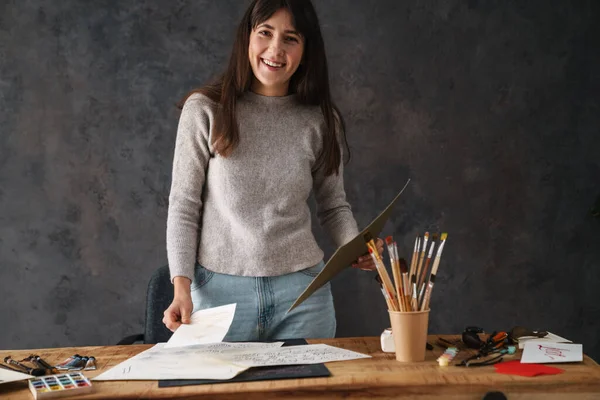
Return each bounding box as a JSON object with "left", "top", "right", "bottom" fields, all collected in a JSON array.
[{"left": 173, "top": 276, "right": 192, "bottom": 296}]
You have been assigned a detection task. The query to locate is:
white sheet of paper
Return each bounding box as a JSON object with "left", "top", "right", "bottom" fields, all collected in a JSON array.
[
  {"left": 521, "top": 342, "right": 583, "bottom": 364},
  {"left": 218, "top": 344, "right": 371, "bottom": 367},
  {"left": 93, "top": 341, "right": 284, "bottom": 381},
  {"left": 164, "top": 303, "right": 236, "bottom": 348},
  {"left": 0, "top": 368, "right": 33, "bottom": 385},
  {"left": 517, "top": 332, "right": 572, "bottom": 349}
]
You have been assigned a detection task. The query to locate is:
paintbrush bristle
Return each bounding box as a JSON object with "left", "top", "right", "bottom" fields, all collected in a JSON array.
[
  {"left": 440, "top": 232, "right": 448, "bottom": 241},
  {"left": 399, "top": 258, "right": 408, "bottom": 273},
  {"left": 385, "top": 236, "right": 393, "bottom": 245}
]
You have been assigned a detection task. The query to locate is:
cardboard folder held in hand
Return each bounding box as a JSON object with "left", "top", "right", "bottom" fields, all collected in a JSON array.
[{"left": 288, "top": 179, "right": 411, "bottom": 312}]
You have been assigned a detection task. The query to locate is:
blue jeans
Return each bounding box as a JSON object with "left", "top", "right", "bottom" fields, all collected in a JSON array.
[{"left": 190, "top": 260, "right": 336, "bottom": 341}]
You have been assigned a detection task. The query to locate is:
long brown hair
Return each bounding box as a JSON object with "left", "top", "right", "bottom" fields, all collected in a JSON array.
[{"left": 179, "top": 0, "right": 350, "bottom": 176}]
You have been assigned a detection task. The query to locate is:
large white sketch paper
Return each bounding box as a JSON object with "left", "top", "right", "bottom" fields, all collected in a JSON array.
[
  {"left": 93, "top": 341, "right": 369, "bottom": 381},
  {"left": 93, "top": 342, "right": 284, "bottom": 381}
]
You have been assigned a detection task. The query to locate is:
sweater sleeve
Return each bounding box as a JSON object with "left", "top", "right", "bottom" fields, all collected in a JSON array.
[
  {"left": 312, "top": 116, "right": 360, "bottom": 248},
  {"left": 166, "top": 96, "right": 213, "bottom": 282}
]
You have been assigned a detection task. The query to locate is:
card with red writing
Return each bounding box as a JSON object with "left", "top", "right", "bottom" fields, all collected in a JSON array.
[{"left": 521, "top": 342, "right": 583, "bottom": 364}]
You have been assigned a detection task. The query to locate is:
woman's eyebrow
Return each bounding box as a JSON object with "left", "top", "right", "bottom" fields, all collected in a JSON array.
[{"left": 256, "top": 23, "right": 300, "bottom": 36}]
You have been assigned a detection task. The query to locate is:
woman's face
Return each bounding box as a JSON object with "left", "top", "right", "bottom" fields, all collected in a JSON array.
[{"left": 248, "top": 8, "right": 304, "bottom": 96}]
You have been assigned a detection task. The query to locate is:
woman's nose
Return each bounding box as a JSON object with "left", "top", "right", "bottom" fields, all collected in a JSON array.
[{"left": 269, "top": 38, "right": 285, "bottom": 56}]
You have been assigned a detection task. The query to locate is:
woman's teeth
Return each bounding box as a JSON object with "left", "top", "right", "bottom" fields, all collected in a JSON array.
[{"left": 262, "top": 58, "right": 284, "bottom": 68}]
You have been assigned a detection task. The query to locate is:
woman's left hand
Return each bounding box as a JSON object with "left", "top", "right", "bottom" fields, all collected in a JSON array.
[{"left": 352, "top": 238, "right": 385, "bottom": 271}]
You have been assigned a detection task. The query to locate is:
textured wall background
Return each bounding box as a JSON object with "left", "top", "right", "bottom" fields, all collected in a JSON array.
[{"left": 1, "top": 0, "right": 598, "bottom": 359}]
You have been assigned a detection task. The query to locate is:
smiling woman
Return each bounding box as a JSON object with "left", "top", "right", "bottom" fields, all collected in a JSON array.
[
  {"left": 163, "top": 0, "right": 384, "bottom": 342},
  {"left": 248, "top": 9, "right": 305, "bottom": 96}
]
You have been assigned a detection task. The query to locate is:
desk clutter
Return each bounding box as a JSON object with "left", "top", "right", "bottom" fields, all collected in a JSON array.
[
  {"left": 379, "top": 324, "right": 581, "bottom": 376},
  {"left": 0, "top": 335, "right": 595, "bottom": 399}
]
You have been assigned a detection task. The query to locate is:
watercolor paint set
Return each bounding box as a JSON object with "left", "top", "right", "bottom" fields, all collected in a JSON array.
[{"left": 28, "top": 373, "right": 93, "bottom": 399}]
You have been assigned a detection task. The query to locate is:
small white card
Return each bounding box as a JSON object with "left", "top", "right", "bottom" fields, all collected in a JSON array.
[
  {"left": 164, "top": 303, "right": 236, "bottom": 348},
  {"left": 517, "top": 332, "right": 572, "bottom": 349},
  {"left": 521, "top": 342, "right": 583, "bottom": 364}
]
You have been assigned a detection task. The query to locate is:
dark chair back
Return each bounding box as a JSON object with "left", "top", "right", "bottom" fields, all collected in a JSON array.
[{"left": 143, "top": 265, "right": 174, "bottom": 344}]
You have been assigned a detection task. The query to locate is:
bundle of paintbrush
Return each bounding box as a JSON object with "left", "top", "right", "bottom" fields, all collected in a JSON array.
[{"left": 365, "top": 232, "right": 448, "bottom": 312}]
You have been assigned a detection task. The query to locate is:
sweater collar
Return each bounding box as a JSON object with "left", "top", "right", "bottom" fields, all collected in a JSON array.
[{"left": 242, "top": 90, "right": 298, "bottom": 106}]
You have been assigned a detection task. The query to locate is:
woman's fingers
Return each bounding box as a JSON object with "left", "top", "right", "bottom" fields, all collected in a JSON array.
[
  {"left": 162, "top": 311, "right": 181, "bottom": 332},
  {"left": 352, "top": 257, "right": 377, "bottom": 271}
]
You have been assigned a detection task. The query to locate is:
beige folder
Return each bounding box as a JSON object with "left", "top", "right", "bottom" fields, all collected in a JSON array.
[{"left": 288, "top": 179, "right": 411, "bottom": 312}]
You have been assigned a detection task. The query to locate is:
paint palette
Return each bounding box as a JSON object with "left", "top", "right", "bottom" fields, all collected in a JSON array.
[{"left": 28, "top": 373, "right": 93, "bottom": 399}]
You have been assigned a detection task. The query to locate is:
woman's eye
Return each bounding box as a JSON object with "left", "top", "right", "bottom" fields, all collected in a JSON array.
[
  {"left": 258, "top": 30, "right": 271, "bottom": 37},
  {"left": 285, "top": 36, "right": 299, "bottom": 43}
]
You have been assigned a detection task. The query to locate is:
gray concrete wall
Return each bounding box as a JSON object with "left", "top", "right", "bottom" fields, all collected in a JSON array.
[{"left": 1, "top": 1, "right": 599, "bottom": 359}]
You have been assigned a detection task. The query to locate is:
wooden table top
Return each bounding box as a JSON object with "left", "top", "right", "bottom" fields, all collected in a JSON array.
[{"left": 1, "top": 336, "right": 599, "bottom": 399}]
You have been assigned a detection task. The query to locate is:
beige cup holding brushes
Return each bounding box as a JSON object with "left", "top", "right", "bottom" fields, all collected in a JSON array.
[{"left": 388, "top": 309, "right": 430, "bottom": 362}]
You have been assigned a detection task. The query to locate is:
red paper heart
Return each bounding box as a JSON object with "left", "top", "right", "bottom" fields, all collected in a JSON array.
[{"left": 494, "top": 360, "right": 563, "bottom": 377}]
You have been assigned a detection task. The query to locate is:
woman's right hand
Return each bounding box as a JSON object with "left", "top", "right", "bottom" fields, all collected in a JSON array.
[{"left": 162, "top": 276, "right": 193, "bottom": 332}]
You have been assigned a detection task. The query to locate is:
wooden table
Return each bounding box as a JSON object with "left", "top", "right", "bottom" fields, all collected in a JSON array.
[{"left": 1, "top": 336, "right": 599, "bottom": 399}]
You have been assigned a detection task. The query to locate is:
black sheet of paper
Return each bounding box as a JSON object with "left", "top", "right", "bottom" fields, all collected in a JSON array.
[{"left": 158, "top": 339, "right": 330, "bottom": 388}]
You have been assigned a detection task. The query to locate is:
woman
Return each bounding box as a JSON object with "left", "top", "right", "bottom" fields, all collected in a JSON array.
[{"left": 163, "top": 0, "right": 382, "bottom": 341}]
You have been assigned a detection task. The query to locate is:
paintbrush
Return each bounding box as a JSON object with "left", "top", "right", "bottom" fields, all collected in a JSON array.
[
  {"left": 386, "top": 236, "right": 405, "bottom": 311},
  {"left": 368, "top": 248, "right": 399, "bottom": 311},
  {"left": 364, "top": 232, "right": 399, "bottom": 311},
  {"left": 421, "top": 233, "right": 448, "bottom": 311},
  {"left": 418, "top": 233, "right": 438, "bottom": 304},
  {"left": 408, "top": 236, "right": 420, "bottom": 296},
  {"left": 399, "top": 257, "right": 411, "bottom": 311},
  {"left": 410, "top": 275, "right": 418, "bottom": 311},
  {"left": 414, "top": 232, "right": 429, "bottom": 292},
  {"left": 375, "top": 274, "right": 395, "bottom": 311}
]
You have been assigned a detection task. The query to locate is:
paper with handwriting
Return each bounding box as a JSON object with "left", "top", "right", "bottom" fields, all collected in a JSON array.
[
  {"left": 164, "top": 303, "right": 236, "bottom": 348},
  {"left": 521, "top": 342, "right": 583, "bottom": 364},
  {"left": 93, "top": 342, "right": 284, "bottom": 381},
  {"left": 0, "top": 368, "right": 33, "bottom": 385},
  {"left": 218, "top": 343, "right": 371, "bottom": 367},
  {"left": 93, "top": 342, "right": 370, "bottom": 381}
]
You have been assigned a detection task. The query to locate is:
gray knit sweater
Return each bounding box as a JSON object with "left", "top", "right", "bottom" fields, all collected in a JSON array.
[{"left": 167, "top": 91, "right": 359, "bottom": 280}]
